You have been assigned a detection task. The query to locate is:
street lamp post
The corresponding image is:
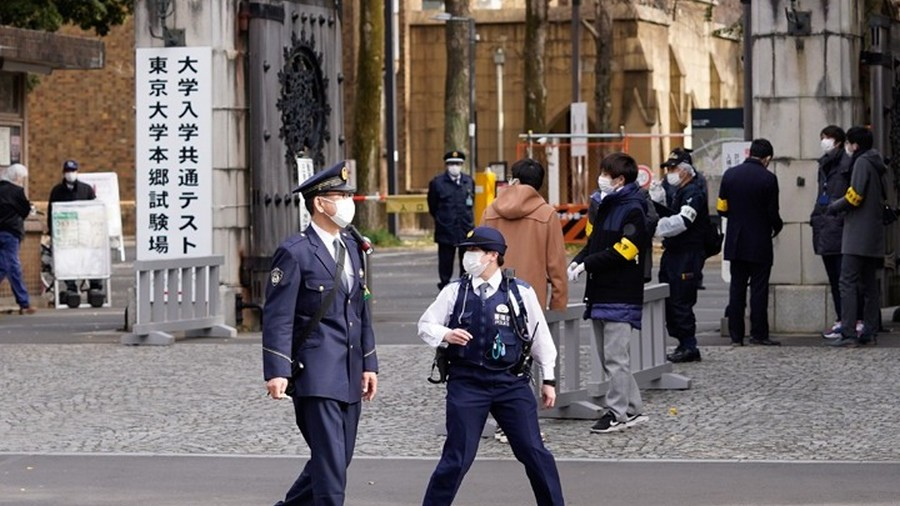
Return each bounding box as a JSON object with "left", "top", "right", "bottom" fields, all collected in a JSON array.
[{"left": 433, "top": 13, "right": 477, "bottom": 174}]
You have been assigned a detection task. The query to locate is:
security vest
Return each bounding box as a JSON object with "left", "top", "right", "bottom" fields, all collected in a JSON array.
[{"left": 447, "top": 274, "right": 530, "bottom": 371}]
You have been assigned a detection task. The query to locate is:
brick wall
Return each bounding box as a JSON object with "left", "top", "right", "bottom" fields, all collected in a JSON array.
[{"left": 25, "top": 18, "right": 136, "bottom": 236}]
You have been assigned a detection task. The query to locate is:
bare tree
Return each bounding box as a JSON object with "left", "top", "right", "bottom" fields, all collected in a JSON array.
[
  {"left": 444, "top": 0, "right": 472, "bottom": 157},
  {"left": 351, "top": 0, "right": 385, "bottom": 230},
  {"left": 524, "top": 0, "right": 548, "bottom": 133},
  {"left": 593, "top": 0, "right": 614, "bottom": 133}
]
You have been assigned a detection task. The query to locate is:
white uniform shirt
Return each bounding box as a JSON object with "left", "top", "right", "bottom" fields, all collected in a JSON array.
[
  {"left": 417, "top": 269, "right": 557, "bottom": 380},
  {"left": 310, "top": 221, "right": 353, "bottom": 285}
]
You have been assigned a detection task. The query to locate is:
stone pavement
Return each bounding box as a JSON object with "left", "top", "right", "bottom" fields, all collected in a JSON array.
[{"left": 2, "top": 340, "right": 899, "bottom": 462}]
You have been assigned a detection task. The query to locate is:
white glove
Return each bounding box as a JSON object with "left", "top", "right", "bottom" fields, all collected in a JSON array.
[
  {"left": 567, "top": 262, "right": 585, "bottom": 282},
  {"left": 649, "top": 181, "right": 665, "bottom": 204}
]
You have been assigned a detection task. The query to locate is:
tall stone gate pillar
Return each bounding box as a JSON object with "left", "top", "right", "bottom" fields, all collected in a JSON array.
[{"left": 752, "top": 1, "right": 862, "bottom": 332}]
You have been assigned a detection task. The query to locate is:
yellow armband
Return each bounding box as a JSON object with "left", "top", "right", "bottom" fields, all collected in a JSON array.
[
  {"left": 716, "top": 198, "right": 728, "bottom": 212},
  {"left": 845, "top": 187, "right": 862, "bottom": 207},
  {"left": 613, "top": 237, "right": 639, "bottom": 261}
]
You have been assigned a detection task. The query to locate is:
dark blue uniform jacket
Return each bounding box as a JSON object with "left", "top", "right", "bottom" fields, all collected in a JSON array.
[
  {"left": 427, "top": 171, "right": 475, "bottom": 245},
  {"left": 717, "top": 158, "right": 783, "bottom": 265},
  {"left": 262, "top": 228, "right": 378, "bottom": 404}
]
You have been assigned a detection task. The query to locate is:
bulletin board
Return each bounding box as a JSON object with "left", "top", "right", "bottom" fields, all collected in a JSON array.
[
  {"left": 77, "top": 172, "right": 125, "bottom": 261},
  {"left": 51, "top": 201, "right": 111, "bottom": 280}
]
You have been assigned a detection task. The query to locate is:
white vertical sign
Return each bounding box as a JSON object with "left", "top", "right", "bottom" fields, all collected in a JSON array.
[
  {"left": 135, "top": 47, "right": 213, "bottom": 261},
  {"left": 570, "top": 102, "right": 588, "bottom": 158}
]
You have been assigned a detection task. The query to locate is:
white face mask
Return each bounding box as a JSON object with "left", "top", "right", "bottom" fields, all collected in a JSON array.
[
  {"left": 447, "top": 164, "right": 462, "bottom": 177},
  {"left": 64, "top": 172, "right": 78, "bottom": 184},
  {"left": 597, "top": 175, "right": 615, "bottom": 195},
  {"left": 820, "top": 138, "right": 836, "bottom": 153},
  {"left": 321, "top": 197, "right": 356, "bottom": 228},
  {"left": 462, "top": 251, "right": 487, "bottom": 278},
  {"left": 845, "top": 144, "right": 856, "bottom": 155},
  {"left": 666, "top": 171, "right": 682, "bottom": 187}
]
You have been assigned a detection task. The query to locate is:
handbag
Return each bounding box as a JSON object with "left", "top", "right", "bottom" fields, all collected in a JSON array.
[
  {"left": 702, "top": 216, "right": 724, "bottom": 258},
  {"left": 879, "top": 175, "right": 898, "bottom": 226}
]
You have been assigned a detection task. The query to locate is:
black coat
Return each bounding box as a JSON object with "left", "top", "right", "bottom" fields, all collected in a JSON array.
[
  {"left": 0, "top": 181, "right": 31, "bottom": 240},
  {"left": 809, "top": 148, "right": 851, "bottom": 255},
  {"left": 717, "top": 158, "right": 783, "bottom": 265},
  {"left": 427, "top": 171, "right": 475, "bottom": 245}
]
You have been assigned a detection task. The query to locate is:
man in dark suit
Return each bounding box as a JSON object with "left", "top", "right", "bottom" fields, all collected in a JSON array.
[
  {"left": 427, "top": 150, "right": 475, "bottom": 290},
  {"left": 717, "top": 139, "right": 784, "bottom": 346},
  {"left": 263, "top": 161, "right": 379, "bottom": 506}
]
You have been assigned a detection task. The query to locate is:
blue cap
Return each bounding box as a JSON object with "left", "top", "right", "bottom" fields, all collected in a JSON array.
[
  {"left": 293, "top": 160, "right": 356, "bottom": 197},
  {"left": 457, "top": 226, "right": 507, "bottom": 255},
  {"left": 63, "top": 160, "right": 79, "bottom": 171}
]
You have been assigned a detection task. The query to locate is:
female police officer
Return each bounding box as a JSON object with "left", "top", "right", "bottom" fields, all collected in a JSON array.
[{"left": 417, "top": 226, "right": 564, "bottom": 506}]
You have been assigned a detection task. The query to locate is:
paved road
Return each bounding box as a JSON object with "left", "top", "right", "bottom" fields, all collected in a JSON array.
[{"left": 2, "top": 246, "right": 900, "bottom": 504}]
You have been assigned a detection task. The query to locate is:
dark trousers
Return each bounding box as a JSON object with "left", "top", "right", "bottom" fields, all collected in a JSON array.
[
  {"left": 277, "top": 397, "right": 361, "bottom": 506},
  {"left": 839, "top": 254, "right": 881, "bottom": 339},
  {"left": 821, "top": 254, "right": 863, "bottom": 324},
  {"left": 423, "top": 367, "right": 564, "bottom": 506},
  {"left": 437, "top": 243, "right": 464, "bottom": 289},
  {"left": 659, "top": 249, "right": 704, "bottom": 351},
  {"left": 727, "top": 260, "right": 772, "bottom": 342}
]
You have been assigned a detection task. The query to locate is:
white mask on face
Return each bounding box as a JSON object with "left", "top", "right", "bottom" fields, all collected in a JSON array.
[
  {"left": 462, "top": 251, "right": 487, "bottom": 278},
  {"left": 597, "top": 175, "right": 615, "bottom": 195},
  {"left": 666, "top": 171, "right": 682, "bottom": 187},
  {"left": 447, "top": 164, "right": 462, "bottom": 177},
  {"left": 321, "top": 197, "right": 356, "bottom": 228},
  {"left": 845, "top": 144, "right": 856, "bottom": 155},
  {"left": 820, "top": 138, "right": 836, "bottom": 154},
  {"left": 64, "top": 172, "right": 77, "bottom": 184}
]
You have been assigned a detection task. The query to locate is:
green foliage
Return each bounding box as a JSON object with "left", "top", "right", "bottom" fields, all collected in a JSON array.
[
  {"left": 358, "top": 227, "right": 402, "bottom": 247},
  {"left": 0, "top": 0, "right": 133, "bottom": 36}
]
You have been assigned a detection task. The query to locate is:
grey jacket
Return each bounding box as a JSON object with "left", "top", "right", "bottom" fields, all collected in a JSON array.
[{"left": 829, "top": 149, "right": 887, "bottom": 258}]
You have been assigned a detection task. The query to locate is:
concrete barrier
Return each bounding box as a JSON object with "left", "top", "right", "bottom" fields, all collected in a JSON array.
[{"left": 541, "top": 283, "right": 691, "bottom": 420}]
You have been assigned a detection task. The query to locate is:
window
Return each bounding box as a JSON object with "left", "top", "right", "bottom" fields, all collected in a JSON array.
[{"left": 0, "top": 72, "right": 22, "bottom": 115}]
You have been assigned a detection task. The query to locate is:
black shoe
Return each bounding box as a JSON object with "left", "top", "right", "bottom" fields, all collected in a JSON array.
[
  {"left": 667, "top": 348, "right": 701, "bottom": 363},
  {"left": 590, "top": 412, "right": 626, "bottom": 434},
  {"left": 730, "top": 339, "right": 744, "bottom": 347},
  {"left": 748, "top": 337, "right": 780, "bottom": 346}
]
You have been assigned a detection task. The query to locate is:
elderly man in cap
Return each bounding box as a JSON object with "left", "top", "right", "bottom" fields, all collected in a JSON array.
[
  {"left": 0, "top": 163, "right": 36, "bottom": 314},
  {"left": 427, "top": 150, "right": 475, "bottom": 290},
  {"left": 651, "top": 147, "right": 711, "bottom": 363},
  {"left": 262, "top": 161, "right": 378, "bottom": 506},
  {"left": 418, "top": 226, "right": 564, "bottom": 506},
  {"left": 47, "top": 159, "right": 103, "bottom": 304}
]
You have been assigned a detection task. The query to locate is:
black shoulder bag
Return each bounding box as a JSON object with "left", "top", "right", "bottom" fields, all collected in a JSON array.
[
  {"left": 880, "top": 175, "right": 899, "bottom": 226},
  {"left": 285, "top": 245, "right": 346, "bottom": 397}
]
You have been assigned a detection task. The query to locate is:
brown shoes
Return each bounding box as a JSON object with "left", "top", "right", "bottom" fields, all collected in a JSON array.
[{"left": 18, "top": 307, "right": 36, "bottom": 315}]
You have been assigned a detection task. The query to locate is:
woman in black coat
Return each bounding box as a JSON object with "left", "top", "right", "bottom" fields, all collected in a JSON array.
[{"left": 809, "top": 125, "right": 853, "bottom": 338}]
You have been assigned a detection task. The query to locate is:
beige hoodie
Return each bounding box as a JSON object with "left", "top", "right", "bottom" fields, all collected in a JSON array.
[{"left": 482, "top": 184, "right": 569, "bottom": 311}]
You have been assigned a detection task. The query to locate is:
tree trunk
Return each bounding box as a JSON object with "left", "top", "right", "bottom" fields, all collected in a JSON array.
[
  {"left": 524, "top": 0, "right": 547, "bottom": 134},
  {"left": 351, "top": 0, "right": 385, "bottom": 230},
  {"left": 444, "top": 0, "right": 472, "bottom": 163},
  {"left": 593, "top": 0, "right": 613, "bottom": 133}
]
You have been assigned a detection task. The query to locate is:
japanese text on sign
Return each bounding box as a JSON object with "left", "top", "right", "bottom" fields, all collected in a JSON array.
[{"left": 135, "top": 47, "right": 212, "bottom": 261}]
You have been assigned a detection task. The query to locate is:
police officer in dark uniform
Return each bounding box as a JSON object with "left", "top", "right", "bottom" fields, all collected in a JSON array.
[
  {"left": 427, "top": 150, "right": 475, "bottom": 290},
  {"left": 652, "top": 149, "right": 710, "bottom": 363},
  {"left": 418, "top": 226, "right": 564, "bottom": 506},
  {"left": 263, "top": 161, "right": 378, "bottom": 506},
  {"left": 717, "top": 139, "right": 784, "bottom": 346}
]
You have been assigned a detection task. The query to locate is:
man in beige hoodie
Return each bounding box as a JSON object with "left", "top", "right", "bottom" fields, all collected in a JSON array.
[{"left": 482, "top": 158, "right": 568, "bottom": 311}]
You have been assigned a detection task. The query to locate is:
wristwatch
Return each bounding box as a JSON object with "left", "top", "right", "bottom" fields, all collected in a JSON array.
[{"left": 542, "top": 379, "right": 557, "bottom": 387}]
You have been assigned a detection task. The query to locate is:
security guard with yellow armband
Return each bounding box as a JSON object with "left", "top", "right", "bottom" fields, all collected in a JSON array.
[
  {"left": 262, "top": 161, "right": 378, "bottom": 506},
  {"left": 651, "top": 148, "right": 710, "bottom": 363},
  {"left": 418, "top": 226, "right": 564, "bottom": 506},
  {"left": 717, "top": 139, "right": 783, "bottom": 346}
]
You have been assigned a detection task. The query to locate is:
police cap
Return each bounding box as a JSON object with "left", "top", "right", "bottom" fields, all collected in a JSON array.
[
  {"left": 443, "top": 150, "right": 465, "bottom": 164},
  {"left": 457, "top": 226, "right": 507, "bottom": 255},
  {"left": 660, "top": 148, "right": 693, "bottom": 168},
  {"left": 292, "top": 160, "right": 355, "bottom": 197}
]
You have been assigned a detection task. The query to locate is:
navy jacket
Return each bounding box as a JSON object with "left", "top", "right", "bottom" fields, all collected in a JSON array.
[
  {"left": 717, "top": 158, "right": 783, "bottom": 265},
  {"left": 47, "top": 179, "right": 96, "bottom": 234},
  {"left": 262, "top": 227, "right": 378, "bottom": 404},
  {"left": 427, "top": 171, "right": 475, "bottom": 245},
  {"left": 809, "top": 148, "right": 851, "bottom": 255}
]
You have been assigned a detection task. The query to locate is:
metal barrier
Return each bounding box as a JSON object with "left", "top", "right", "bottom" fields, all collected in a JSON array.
[
  {"left": 121, "top": 255, "right": 236, "bottom": 346},
  {"left": 541, "top": 283, "right": 691, "bottom": 419}
]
